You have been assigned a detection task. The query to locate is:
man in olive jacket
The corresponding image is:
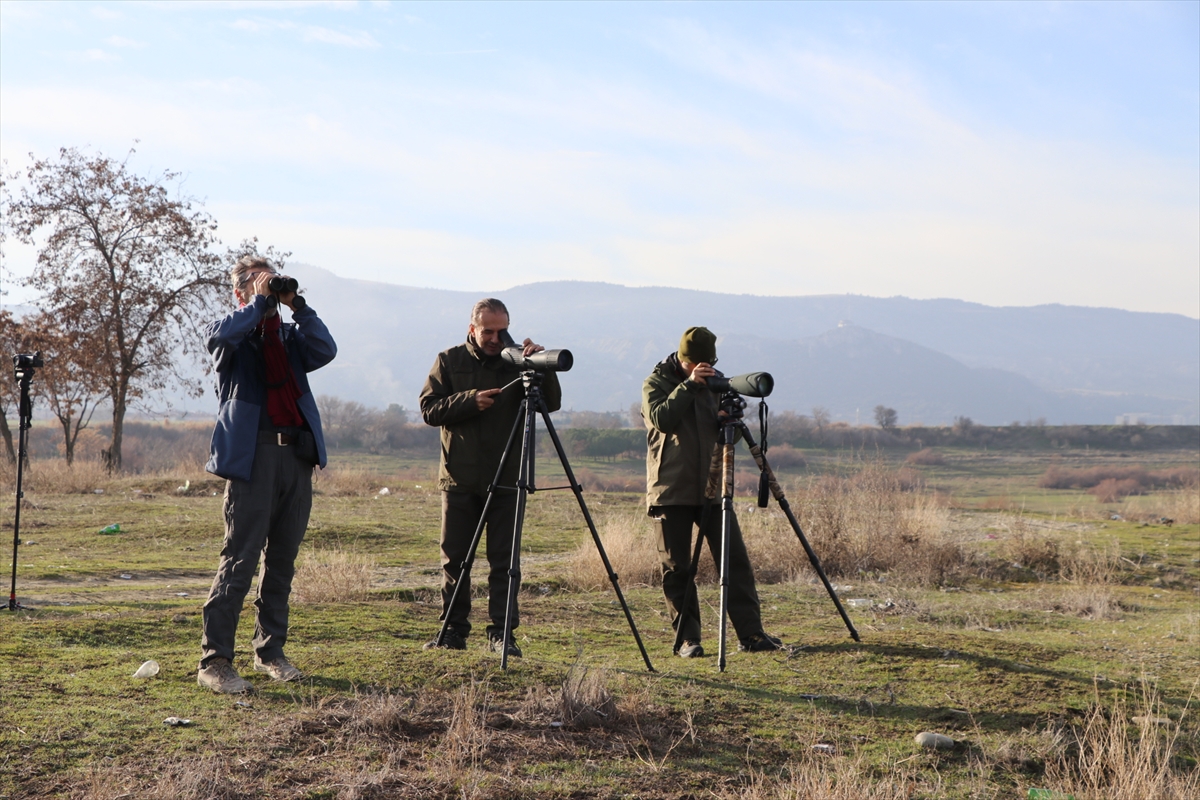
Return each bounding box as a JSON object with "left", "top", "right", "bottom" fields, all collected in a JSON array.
[
  {"left": 419, "top": 298, "right": 562, "bottom": 656},
  {"left": 642, "top": 326, "right": 780, "bottom": 658}
]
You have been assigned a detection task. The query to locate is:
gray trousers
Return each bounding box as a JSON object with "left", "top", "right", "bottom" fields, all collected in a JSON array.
[
  {"left": 652, "top": 503, "right": 763, "bottom": 644},
  {"left": 439, "top": 490, "right": 518, "bottom": 639},
  {"left": 200, "top": 439, "right": 313, "bottom": 666}
]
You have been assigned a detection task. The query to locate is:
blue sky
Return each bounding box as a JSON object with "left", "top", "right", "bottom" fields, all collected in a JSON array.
[{"left": 2, "top": 0, "right": 1197, "bottom": 317}]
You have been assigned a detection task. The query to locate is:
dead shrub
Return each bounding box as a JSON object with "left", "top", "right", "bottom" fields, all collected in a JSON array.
[
  {"left": 905, "top": 447, "right": 945, "bottom": 466},
  {"left": 313, "top": 464, "right": 380, "bottom": 497},
  {"left": 762, "top": 443, "right": 806, "bottom": 469},
  {"left": 561, "top": 662, "right": 617, "bottom": 729},
  {"left": 292, "top": 548, "right": 376, "bottom": 603},
  {"left": 1041, "top": 684, "right": 1198, "bottom": 799},
  {"left": 438, "top": 678, "right": 494, "bottom": 770},
  {"left": 566, "top": 506, "right": 661, "bottom": 590},
  {"left": 790, "top": 464, "right": 959, "bottom": 585},
  {"left": 720, "top": 755, "right": 915, "bottom": 799},
  {"left": 1090, "top": 477, "right": 1143, "bottom": 502},
  {"left": 572, "top": 467, "right": 643, "bottom": 492}
]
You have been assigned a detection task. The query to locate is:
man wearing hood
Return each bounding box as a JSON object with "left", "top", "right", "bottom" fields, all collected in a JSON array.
[{"left": 419, "top": 298, "right": 561, "bottom": 657}]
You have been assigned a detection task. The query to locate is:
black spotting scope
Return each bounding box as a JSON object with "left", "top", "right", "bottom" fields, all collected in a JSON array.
[
  {"left": 707, "top": 371, "right": 773, "bottom": 398},
  {"left": 498, "top": 330, "right": 573, "bottom": 372}
]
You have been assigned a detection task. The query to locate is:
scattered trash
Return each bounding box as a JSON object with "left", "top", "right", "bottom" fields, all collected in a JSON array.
[
  {"left": 99, "top": 524, "right": 121, "bottom": 534},
  {"left": 1132, "top": 715, "right": 1174, "bottom": 727},
  {"left": 163, "top": 717, "right": 192, "bottom": 727},
  {"left": 550, "top": 721, "right": 563, "bottom": 728},
  {"left": 211, "top": 492, "right": 218, "bottom": 496},
  {"left": 133, "top": 660, "right": 160, "bottom": 679},
  {"left": 119, "top": 574, "right": 133, "bottom": 580},
  {"left": 811, "top": 743, "right": 836, "bottom": 755},
  {"left": 23, "top": 540, "right": 35, "bottom": 545},
  {"left": 177, "top": 480, "right": 190, "bottom": 493},
  {"left": 914, "top": 731, "right": 955, "bottom": 750},
  {"left": 1110, "top": 513, "right": 1122, "bottom": 521},
  {"left": 93, "top": 489, "right": 104, "bottom": 494},
  {"left": 175, "top": 592, "right": 189, "bottom": 598},
  {"left": 797, "top": 694, "right": 820, "bottom": 701},
  {"left": 985, "top": 533, "right": 998, "bottom": 539},
  {"left": 377, "top": 487, "right": 390, "bottom": 496},
  {"left": 235, "top": 700, "right": 252, "bottom": 708},
  {"left": 414, "top": 484, "right": 422, "bottom": 489},
  {"left": 831, "top": 584, "right": 853, "bottom": 592},
  {"left": 874, "top": 600, "right": 896, "bottom": 612},
  {"left": 846, "top": 598, "right": 870, "bottom": 607}
]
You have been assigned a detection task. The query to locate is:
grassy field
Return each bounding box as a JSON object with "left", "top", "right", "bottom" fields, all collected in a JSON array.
[{"left": 1, "top": 445, "right": 1197, "bottom": 799}]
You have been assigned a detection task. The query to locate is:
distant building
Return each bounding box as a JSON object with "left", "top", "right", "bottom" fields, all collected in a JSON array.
[{"left": 1116, "top": 413, "right": 1149, "bottom": 425}]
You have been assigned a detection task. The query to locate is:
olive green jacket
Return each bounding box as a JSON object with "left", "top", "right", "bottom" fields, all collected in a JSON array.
[
  {"left": 642, "top": 354, "right": 719, "bottom": 509},
  {"left": 420, "top": 337, "right": 562, "bottom": 495}
]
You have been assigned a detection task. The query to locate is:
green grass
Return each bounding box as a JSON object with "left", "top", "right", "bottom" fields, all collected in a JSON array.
[{"left": 1, "top": 449, "right": 1198, "bottom": 799}]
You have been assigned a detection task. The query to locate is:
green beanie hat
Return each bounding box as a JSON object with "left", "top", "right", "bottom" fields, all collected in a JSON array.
[{"left": 678, "top": 326, "right": 717, "bottom": 364}]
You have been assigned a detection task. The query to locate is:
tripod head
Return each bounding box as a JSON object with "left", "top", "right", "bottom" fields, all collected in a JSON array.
[{"left": 13, "top": 352, "right": 43, "bottom": 383}]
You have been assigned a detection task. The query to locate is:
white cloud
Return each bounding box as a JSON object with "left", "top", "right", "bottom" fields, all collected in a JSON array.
[
  {"left": 299, "top": 25, "right": 378, "bottom": 48},
  {"left": 82, "top": 48, "right": 118, "bottom": 62},
  {"left": 105, "top": 35, "right": 145, "bottom": 48}
]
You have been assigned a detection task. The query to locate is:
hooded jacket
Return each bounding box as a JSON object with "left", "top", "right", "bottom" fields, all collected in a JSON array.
[
  {"left": 420, "top": 337, "right": 562, "bottom": 494},
  {"left": 642, "top": 353, "right": 720, "bottom": 508},
  {"left": 205, "top": 295, "right": 337, "bottom": 482}
]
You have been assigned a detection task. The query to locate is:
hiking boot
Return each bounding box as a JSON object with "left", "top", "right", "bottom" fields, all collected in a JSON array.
[
  {"left": 423, "top": 628, "right": 467, "bottom": 651},
  {"left": 677, "top": 640, "right": 704, "bottom": 658},
  {"left": 489, "top": 634, "right": 522, "bottom": 658},
  {"left": 738, "top": 632, "right": 783, "bottom": 652},
  {"left": 253, "top": 654, "right": 302, "bottom": 682},
  {"left": 197, "top": 657, "right": 253, "bottom": 694}
]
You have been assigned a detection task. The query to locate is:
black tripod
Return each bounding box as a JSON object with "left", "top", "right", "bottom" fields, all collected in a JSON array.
[
  {"left": 674, "top": 392, "right": 860, "bottom": 671},
  {"left": 430, "top": 370, "right": 656, "bottom": 672},
  {"left": 7, "top": 353, "right": 42, "bottom": 612}
]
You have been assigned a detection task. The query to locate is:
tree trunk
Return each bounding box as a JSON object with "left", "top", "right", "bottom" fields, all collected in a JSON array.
[
  {"left": 60, "top": 416, "right": 75, "bottom": 466},
  {"left": 109, "top": 391, "right": 126, "bottom": 473},
  {"left": 0, "top": 410, "right": 15, "bottom": 464}
]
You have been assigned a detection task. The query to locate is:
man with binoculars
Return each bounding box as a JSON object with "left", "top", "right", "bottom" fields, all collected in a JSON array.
[
  {"left": 420, "top": 298, "right": 561, "bottom": 656},
  {"left": 642, "top": 326, "right": 782, "bottom": 658},
  {"left": 197, "top": 256, "right": 337, "bottom": 693}
]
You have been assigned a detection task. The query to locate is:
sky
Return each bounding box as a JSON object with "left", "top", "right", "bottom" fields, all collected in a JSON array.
[{"left": 1, "top": 0, "right": 1197, "bottom": 317}]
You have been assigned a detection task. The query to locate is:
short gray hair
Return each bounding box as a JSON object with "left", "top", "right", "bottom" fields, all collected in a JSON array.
[
  {"left": 230, "top": 255, "right": 275, "bottom": 293},
  {"left": 470, "top": 298, "right": 509, "bottom": 326}
]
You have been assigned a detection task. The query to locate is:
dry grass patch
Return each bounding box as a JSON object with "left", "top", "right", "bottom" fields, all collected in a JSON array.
[
  {"left": 292, "top": 547, "right": 377, "bottom": 603},
  {"left": 1040, "top": 683, "right": 1199, "bottom": 800}
]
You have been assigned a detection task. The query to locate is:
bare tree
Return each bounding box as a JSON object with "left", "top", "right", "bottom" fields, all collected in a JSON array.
[
  {"left": 874, "top": 405, "right": 898, "bottom": 432},
  {"left": 811, "top": 406, "right": 831, "bottom": 435},
  {"left": 24, "top": 312, "right": 109, "bottom": 465},
  {"left": 0, "top": 312, "right": 26, "bottom": 463},
  {"left": 8, "top": 147, "right": 226, "bottom": 471}
]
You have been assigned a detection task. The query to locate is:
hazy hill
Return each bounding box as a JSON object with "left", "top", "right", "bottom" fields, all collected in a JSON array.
[{"left": 279, "top": 265, "right": 1198, "bottom": 426}]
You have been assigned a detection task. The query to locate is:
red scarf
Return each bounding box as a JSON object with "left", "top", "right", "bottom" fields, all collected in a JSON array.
[{"left": 258, "top": 312, "right": 305, "bottom": 428}]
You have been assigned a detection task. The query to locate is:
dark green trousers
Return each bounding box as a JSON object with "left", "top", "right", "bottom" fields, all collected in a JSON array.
[{"left": 652, "top": 503, "right": 763, "bottom": 645}]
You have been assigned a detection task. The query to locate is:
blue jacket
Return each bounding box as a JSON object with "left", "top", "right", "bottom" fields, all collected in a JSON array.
[{"left": 205, "top": 295, "right": 337, "bottom": 481}]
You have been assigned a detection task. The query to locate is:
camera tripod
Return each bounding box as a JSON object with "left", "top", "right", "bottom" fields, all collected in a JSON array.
[
  {"left": 672, "top": 393, "right": 860, "bottom": 671},
  {"left": 430, "top": 370, "right": 656, "bottom": 672},
  {"left": 7, "top": 354, "right": 41, "bottom": 612}
]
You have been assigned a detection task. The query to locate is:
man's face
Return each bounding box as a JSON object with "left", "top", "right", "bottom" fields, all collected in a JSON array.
[
  {"left": 469, "top": 309, "right": 510, "bottom": 356},
  {"left": 235, "top": 267, "right": 277, "bottom": 305}
]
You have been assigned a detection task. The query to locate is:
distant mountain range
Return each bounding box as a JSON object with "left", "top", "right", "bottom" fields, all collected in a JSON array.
[{"left": 267, "top": 265, "right": 1200, "bottom": 426}]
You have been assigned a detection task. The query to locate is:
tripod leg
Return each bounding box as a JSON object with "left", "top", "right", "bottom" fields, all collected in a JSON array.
[
  {"left": 433, "top": 399, "right": 525, "bottom": 648},
  {"left": 499, "top": 395, "right": 538, "bottom": 670},
  {"left": 716, "top": 437, "right": 735, "bottom": 672},
  {"left": 735, "top": 422, "right": 860, "bottom": 643},
  {"left": 7, "top": 384, "right": 33, "bottom": 612},
  {"left": 539, "top": 406, "right": 656, "bottom": 672}
]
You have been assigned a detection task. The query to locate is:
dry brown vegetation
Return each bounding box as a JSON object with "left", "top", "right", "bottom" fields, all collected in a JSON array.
[
  {"left": 905, "top": 447, "right": 946, "bottom": 466},
  {"left": 292, "top": 548, "right": 377, "bottom": 603}
]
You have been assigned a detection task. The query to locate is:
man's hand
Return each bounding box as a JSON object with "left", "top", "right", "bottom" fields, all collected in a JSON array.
[
  {"left": 687, "top": 362, "right": 717, "bottom": 386},
  {"left": 476, "top": 388, "right": 501, "bottom": 411},
  {"left": 521, "top": 338, "right": 544, "bottom": 357}
]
